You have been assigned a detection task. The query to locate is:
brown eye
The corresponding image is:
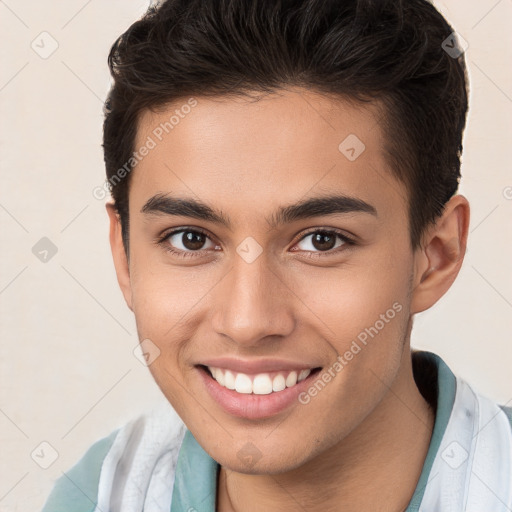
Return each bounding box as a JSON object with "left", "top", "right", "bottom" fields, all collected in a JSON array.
[
  {"left": 294, "top": 230, "right": 351, "bottom": 254},
  {"left": 310, "top": 232, "right": 337, "bottom": 251},
  {"left": 164, "top": 229, "right": 217, "bottom": 253},
  {"left": 181, "top": 231, "right": 207, "bottom": 250}
]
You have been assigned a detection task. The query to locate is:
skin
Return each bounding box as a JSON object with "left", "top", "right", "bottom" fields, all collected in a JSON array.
[{"left": 106, "top": 87, "right": 469, "bottom": 511}]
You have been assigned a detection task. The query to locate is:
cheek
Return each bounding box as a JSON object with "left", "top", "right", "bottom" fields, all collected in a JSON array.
[
  {"left": 128, "top": 263, "right": 209, "bottom": 408},
  {"left": 129, "top": 251, "right": 209, "bottom": 333},
  {"left": 128, "top": 254, "right": 223, "bottom": 389},
  {"left": 289, "top": 250, "right": 412, "bottom": 344},
  {"left": 338, "top": 269, "right": 410, "bottom": 345},
  {"left": 289, "top": 247, "right": 413, "bottom": 407}
]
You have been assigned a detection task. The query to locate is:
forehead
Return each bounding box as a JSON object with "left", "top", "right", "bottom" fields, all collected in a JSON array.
[{"left": 130, "top": 88, "right": 407, "bottom": 224}]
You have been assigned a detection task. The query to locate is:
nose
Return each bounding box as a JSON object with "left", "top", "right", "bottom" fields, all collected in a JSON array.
[{"left": 210, "top": 251, "right": 295, "bottom": 347}]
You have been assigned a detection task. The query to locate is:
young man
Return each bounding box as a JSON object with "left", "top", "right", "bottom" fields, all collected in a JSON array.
[{"left": 42, "top": 0, "right": 512, "bottom": 510}]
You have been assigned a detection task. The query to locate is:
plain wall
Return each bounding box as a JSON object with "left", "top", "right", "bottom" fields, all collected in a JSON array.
[{"left": 0, "top": 1, "right": 511, "bottom": 510}]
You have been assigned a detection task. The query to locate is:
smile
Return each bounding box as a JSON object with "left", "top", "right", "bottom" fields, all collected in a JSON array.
[
  {"left": 206, "top": 366, "right": 313, "bottom": 395},
  {"left": 197, "top": 359, "right": 323, "bottom": 419}
]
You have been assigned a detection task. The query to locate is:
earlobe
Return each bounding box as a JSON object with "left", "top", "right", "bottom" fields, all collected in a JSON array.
[
  {"left": 410, "top": 195, "right": 470, "bottom": 314},
  {"left": 105, "top": 202, "right": 133, "bottom": 311}
]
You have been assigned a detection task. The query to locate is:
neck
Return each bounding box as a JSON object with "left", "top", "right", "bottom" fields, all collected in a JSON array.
[{"left": 217, "top": 349, "right": 435, "bottom": 512}]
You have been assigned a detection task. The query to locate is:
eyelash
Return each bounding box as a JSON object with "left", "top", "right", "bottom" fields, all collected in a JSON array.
[{"left": 157, "top": 227, "right": 356, "bottom": 260}]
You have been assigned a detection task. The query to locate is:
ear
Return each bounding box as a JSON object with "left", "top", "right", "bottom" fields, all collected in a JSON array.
[
  {"left": 106, "top": 201, "right": 133, "bottom": 311},
  {"left": 410, "top": 194, "right": 470, "bottom": 314}
]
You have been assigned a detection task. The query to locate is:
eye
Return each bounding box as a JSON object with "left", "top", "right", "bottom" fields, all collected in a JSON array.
[
  {"left": 158, "top": 228, "right": 219, "bottom": 258},
  {"left": 157, "top": 226, "right": 355, "bottom": 260},
  {"left": 292, "top": 229, "right": 354, "bottom": 255}
]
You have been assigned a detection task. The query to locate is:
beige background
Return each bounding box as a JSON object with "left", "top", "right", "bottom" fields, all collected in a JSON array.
[{"left": 0, "top": 1, "right": 511, "bottom": 510}]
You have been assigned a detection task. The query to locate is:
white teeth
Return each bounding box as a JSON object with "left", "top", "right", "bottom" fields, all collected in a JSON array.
[
  {"left": 285, "top": 371, "right": 298, "bottom": 388},
  {"left": 207, "top": 366, "right": 313, "bottom": 394},
  {"left": 224, "top": 370, "right": 236, "bottom": 390},
  {"left": 215, "top": 368, "right": 225, "bottom": 386},
  {"left": 234, "top": 373, "right": 252, "bottom": 394},
  {"left": 298, "top": 369, "right": 311, "bottom": 382},
  {"left": 272, "top": 374, "right": 286, "bottom": 392},
  {"left": 252, "top": 374, "right": 273, "bottom": 395}
]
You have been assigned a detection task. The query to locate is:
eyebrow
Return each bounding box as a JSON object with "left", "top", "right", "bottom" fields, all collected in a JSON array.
[{"left": 141, "top": 193, "right": 377, "bottom": 230}]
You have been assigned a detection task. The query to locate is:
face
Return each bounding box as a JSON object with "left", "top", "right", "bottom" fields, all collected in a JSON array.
[{"left": 116, "top": 88, "right": 421, "bottom": 473}]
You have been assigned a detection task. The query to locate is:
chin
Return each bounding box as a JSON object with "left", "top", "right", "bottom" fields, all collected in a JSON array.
[{"left": 209, "top": 437, "right": 317, "bottom": 476}]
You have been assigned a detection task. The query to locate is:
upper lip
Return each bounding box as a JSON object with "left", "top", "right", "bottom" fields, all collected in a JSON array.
[{"left": 198, "top": 357, "right": 320, "bottom": 374}]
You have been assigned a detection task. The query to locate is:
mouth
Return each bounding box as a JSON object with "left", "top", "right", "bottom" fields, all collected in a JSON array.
[
  {"left": 201, "top": 365, "right": 321, "bottom": 395},
  {"left": 196, "top": 364, "right": 323, "bottom": 419}
]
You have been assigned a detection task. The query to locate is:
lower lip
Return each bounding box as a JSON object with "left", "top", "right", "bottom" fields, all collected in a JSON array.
[{"left": 197, "top": 366, "right": 321, "bottom": 420}]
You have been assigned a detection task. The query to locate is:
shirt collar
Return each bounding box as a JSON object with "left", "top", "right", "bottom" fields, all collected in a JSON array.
[
  {"left": 405, "top": 350, "right": 457, "bottom": 510},
  {"left": 170, "top": 427, "right": 219, "bottom": 512}
]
